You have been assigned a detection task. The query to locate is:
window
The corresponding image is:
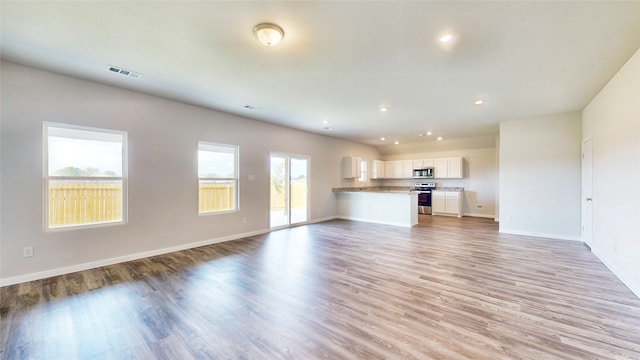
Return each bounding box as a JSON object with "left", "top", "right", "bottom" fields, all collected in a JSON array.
[
  {"left": 44, "top": 122, "right": 127, "bottom": 229},
  {"left": 359, "top": 160, "right": 368, "bottom": 182},
  {"left": 198, "top": 142, "right": 238, "bottom": 214}
]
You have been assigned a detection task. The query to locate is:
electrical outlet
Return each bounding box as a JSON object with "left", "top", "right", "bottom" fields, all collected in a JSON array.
[{"left": 23, "top": 246, "right": 34, "bottom": 258}]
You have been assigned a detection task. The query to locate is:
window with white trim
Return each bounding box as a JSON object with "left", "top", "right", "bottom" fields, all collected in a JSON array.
[
  {"left": 198, "top": 142, "right": 239, "bottom": 214},
  {"left": 359, "top": 160, "right": 368, "bottom": 182},
  {"left": 44, "top": 122, "right": 127, "bottom": 229}
]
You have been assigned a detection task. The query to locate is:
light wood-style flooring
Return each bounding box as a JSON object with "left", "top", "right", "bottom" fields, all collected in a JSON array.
[{"left": 2, "top": 216, "right": 640, "bottom": 359}]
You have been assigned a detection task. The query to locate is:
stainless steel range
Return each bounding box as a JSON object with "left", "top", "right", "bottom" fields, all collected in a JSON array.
[{"left": 411, "top": 182, "right": 436, "bottom": 214}]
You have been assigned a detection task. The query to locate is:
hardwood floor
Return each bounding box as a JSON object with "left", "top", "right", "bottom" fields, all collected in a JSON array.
[{"left": 2, "top": 216, "right": 640, "bottom": 359}]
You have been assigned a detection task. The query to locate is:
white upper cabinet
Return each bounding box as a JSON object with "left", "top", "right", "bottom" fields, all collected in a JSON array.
[
  {"left": 342, "top": 156, "right": 361, "bottom": 178},
  {"left": 384, "top": 160, "right": 396, "bottom": 179},
  {"left": 366, "top": 156, "right": 463, "bottom": 179},
  {"left": 402, "top": 160, "right": 413, "bottom": 178},
  {"left": 446, "top": 157, "right": 463, "bottom": 178},
  {"left": 371, "top": 160, "right": 385, "bottom": 179},
  {"left": 433, "top": 157, "right": 463, "bottom": 179},
  {"left": 433, "top": 158, "right": 448, "bottom": 178},
  {"left": 393, "top": 160, "right": 404, "bottom": 178}
]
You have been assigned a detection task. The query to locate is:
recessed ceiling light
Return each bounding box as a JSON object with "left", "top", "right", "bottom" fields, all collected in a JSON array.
[
  {"left": 380, "top": 107, "right": 388, "bottom": 112},
  {"left": 437, "top": 136, "right": 443, "bottom": 141},
  {"left": 380, "top": 137, "right": 386, "bottom": 141},
  {"left": 474, "top": 100, "right": 484, "bottom": 105},
  {"left": 253, "top": 23, "right": 285, "bottom": 46},
  {"left": 440, "top": 34, "right": 454, "bottom": 43},
  {"left": 427, "top": 131, "right": 432, "bottom": 136},
  {"left": 322, "top": 120, "right": 329, "bottom": 124},
  {"left": 394, "top": 141, "right": 399, "bottom": 145}
]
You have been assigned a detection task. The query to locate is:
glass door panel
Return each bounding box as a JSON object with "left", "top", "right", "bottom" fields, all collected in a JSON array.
[
  {"left": 270, "top": 154, "right": 309, "bottom": 228},
  {"left": 290, "top": 157, "right": 308, "bottom": 224},
  {"left": 270, "top": 155, "right": 288, "bottom": 228}
]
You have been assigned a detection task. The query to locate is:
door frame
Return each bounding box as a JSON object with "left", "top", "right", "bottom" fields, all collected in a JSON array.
[
  {"left": 581, "top": 137, "right": 593, "bottom": 248},
  {"left": 269, "top": 152, "right": 310, "bottom": 229}
]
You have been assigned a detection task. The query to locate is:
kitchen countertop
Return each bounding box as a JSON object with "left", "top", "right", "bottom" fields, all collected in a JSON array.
[
  {"left": 332, "top": 186, "right": 413, "bottom": 194},
  {"left": 433, "top": 187, "right": 464, "bottom": 191}
]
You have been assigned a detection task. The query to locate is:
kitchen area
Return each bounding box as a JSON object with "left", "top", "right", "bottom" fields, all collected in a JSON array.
[{"left": 333, "top": 155, "right": 471, "bottom": 227}]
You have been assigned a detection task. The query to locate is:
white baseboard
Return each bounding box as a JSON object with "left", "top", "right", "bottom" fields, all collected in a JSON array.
[
  {"left": 335, "top": 216, "right": 415, "bottom": 228},
  {"left": 308, "top": 215, "right": 339, "bottom": 224},
  {"left": 0, "top": 228, "right": 270, "bottom": 287},
  {"left": 463, "top": 212, "right": 496, "bottom": 219},
  {"left": 499, "top": 228, "right": 581, "bottom": 241},
  {"left": 592, "top": 248, "right": 640, "bottom": 300},
  {"left": 0, "top": 217, "right": 345, "bottom": 287}
]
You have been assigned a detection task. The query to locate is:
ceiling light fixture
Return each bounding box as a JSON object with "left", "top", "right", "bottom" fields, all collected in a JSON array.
[
  {"left": 427, "top": 131, "right": 432, "bottom": 136},
  {"left": 253, "top": 23, "right": 285, "bottom": 46},
  {"left": 439, "top": 34, "right": 454, "bottom": 43},
  {"left": 474, "top": 100, "right": 484, "bottom": 105},
  {"left": 394, "top": 141, "right": 400, "bottom": 145},
  {"left": 380, "top": 137, "right": 386, "bottom": 141},
  {"left": 380, "top": 107, "right": 388, "bottom": 112},
  {"left": 437, "top": 136, "right": 443, "bottom": 141}
]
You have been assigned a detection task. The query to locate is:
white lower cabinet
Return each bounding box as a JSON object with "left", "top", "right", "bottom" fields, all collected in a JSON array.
[
  {"left": 432, "top": 192, "right": 446, "bottom": 213},
  {"left": 432, "top": 190, "right": 463, "bottom": 217}
]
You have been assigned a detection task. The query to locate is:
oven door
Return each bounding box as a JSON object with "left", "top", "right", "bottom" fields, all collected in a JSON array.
[{"left": 417, "top": 191, "right": 432, "bottom": 214}]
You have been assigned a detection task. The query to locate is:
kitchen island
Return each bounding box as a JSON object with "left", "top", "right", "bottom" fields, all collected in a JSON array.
[{"left": 332, "top": 187, "right": 418, "bottom": 227}]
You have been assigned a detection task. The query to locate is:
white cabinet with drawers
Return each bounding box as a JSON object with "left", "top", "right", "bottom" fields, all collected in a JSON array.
[{"left": 432, "top": 190, "right": 463, "bottom": 217}]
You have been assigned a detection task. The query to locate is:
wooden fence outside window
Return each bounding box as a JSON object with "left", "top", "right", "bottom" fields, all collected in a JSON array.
[
  {"left": 48, "top": 182, "right": 308, "bottom": 226},
  {"left": 48, "top": 182, "right": 122, "bottom": 227}
]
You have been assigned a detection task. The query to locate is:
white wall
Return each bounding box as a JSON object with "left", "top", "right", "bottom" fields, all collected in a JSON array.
[
  {"left": 499, "top": 112, "right": 582, "bottom": 240},
  {"left": 0, "top": 61, "right": 381, "bottom": 284},
  {"left": 582, "top": 48, "right": 640, "bottom": 297},
  {"left": 382, "top": 142, "right": 498, "bottom": 219}
]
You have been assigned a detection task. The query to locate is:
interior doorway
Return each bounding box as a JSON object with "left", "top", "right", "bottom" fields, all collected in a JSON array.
[
  {"left": 270, "top": 153, "right": 309, "bottom": 228},
  {"left": 582, "top": 137, "right": 593, "bottom": 248}
]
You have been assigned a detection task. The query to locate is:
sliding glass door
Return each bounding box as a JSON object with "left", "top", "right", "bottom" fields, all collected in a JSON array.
[{"left": 270, "top": 154, "right": 308, "bottom": 228}]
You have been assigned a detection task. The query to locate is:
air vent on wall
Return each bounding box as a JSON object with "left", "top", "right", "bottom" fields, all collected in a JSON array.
[{"left": 107, "top": 65, "right": 142, "bottom": 79}]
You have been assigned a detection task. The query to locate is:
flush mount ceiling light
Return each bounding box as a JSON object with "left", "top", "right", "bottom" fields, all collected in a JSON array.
[
  {"left": 439, "top": 34, "right": 454, "bottom": 43},
  {"left": 474, "top": 100, "right": 485, "bottom": 105},
  {"left": 253, "top": 23, "right": 284, "bottom": 46}
]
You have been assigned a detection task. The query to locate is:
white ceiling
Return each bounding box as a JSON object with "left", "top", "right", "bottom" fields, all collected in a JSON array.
[{"left": 2, "top": 1, "right": 640, "bottom": 150}]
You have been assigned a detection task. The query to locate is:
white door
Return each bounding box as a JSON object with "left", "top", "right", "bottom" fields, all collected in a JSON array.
[{"left": 582, "top": 138, "right": 593, "bottom": 248}]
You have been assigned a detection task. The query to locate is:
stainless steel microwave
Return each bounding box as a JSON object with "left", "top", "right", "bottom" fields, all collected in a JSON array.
[{"left": 413, "top": 167, "right": 434, "bottom": 179}]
